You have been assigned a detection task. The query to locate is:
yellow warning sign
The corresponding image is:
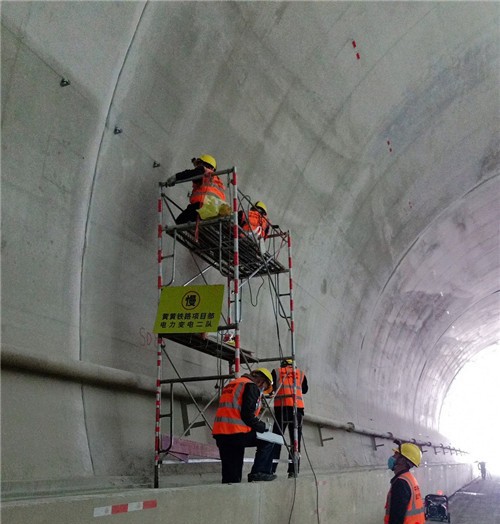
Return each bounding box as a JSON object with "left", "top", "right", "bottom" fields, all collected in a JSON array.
[{"left": 153, "top": 285, "right": 224, "bottom": 334}]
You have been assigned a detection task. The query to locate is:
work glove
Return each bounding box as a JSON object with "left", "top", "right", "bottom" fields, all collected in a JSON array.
[{"left": 166, "top": 175, "right": 176, "bottom": 187}]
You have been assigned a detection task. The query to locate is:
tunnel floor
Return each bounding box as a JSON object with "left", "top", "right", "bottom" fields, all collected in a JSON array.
[{"left": 444, "top": 476, "right": 500, "bottom": 524}]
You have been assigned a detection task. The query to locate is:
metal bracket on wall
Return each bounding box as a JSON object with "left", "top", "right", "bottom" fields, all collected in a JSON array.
[
  {"left": 434, "top": 444, "right": 446, "bottom": 455},
  {"left": 318, "top": 425, "right": 334, "bottom": 447},
  {"left": 180, "top": 399, "right": 207, "bottom": 437},
  {"left": 371, "top": 436, "right": 385, "bottom": 451}
]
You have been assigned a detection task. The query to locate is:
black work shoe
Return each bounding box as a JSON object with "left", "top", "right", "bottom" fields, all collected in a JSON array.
[
  {"left": 288, "top": 472, "right": 298, "bottom": 478},
  {"left": 248, "top": 472, "right": 277, "bottom": 482}
]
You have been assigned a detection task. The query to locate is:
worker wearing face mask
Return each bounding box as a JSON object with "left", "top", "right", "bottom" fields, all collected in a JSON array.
[
  {"left": 212, "top": 368, "right": 276, "bottom": 484},
  {"left": 385, "top": 442, "right": 425, "bottom": 524}
]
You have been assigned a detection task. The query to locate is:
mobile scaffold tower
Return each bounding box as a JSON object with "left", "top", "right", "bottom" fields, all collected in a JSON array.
[{"left": 153, "top": 166, "right": 300, "bottom": 488}]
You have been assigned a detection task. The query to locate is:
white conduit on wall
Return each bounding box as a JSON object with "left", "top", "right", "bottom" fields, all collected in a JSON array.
[{"left": 1, "top": 346, "right": 466, "bottom": 454}]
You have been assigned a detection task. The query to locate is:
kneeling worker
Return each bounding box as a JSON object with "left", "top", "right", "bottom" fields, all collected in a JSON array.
[
  {"left": 385, "top": 442, "right": 425, "bottom": 524},
  {"left": 213, "top": 368, "right": 276, "bottom": 483}
]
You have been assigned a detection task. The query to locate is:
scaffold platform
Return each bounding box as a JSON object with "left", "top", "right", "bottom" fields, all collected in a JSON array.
[
  {"left": 154, "top": 168, "right": 298, "bottom": 487},
  {"left": 159, "top": 332, "right": 258, "bottom": 363},
  {"left": 164, "top": 218, "right": 287, "bottom": 279}
]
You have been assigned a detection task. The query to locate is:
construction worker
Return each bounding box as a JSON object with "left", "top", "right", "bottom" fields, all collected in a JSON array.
[
  {"left": 478, "top": 461, "right": 487, "bottom": 479},
  {"left": 166, "top": 154, "right": 226, "bottom": 224},
  {"left": 271, "top": 359, "right": 308, "bottom": 478},
  {"left": 239, "top": 201, "right": 270, "bottom": 240},
  {"left": 212, "top": 368, "right": 277, "bottom": 484},
  {"left": 385, "top": 442, "right": 425, "bottom": 524}
]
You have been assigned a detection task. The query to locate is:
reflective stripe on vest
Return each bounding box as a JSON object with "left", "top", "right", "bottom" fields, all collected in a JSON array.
[
  {"left": 274, "top": 367, "right": 304, "bottom": 408},
  {"left": 212, "top": 377, "right": 260, "bottom": 435},
  {"left": 190, "top": 170, "right": 226, "bottom": 205},
  {"left": 384, "top": 472, "right": 425, "bottom": 524},
  {"left": 242, "top": 210, "right": 269, "bottom": 239}
]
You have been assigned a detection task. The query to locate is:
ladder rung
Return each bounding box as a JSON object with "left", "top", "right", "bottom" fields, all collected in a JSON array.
[{"left": 217, "top": 324, "right": 237, "bottom": 331}]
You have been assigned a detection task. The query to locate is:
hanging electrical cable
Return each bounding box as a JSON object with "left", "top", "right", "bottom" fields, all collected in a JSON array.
[
  {"left": 247, "top": 276, "right": 265, "bottom": 307},
  {"left": 302, "top": 435, "right": 321, "bottom": 524}
]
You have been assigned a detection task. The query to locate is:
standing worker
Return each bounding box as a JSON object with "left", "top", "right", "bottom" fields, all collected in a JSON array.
[
  {"left": 271, "top": 359, "right": 308, "bottom": 478},
  {"left": 166, "top": 154, "right": 226, "bottom": 224},
  {"left": 239, "top": 201, "right": 270, "bottom": 240},
  {"left": 478, "top": 461, "right": 487, "bottom": 479},
  {"left": 212, "top": 368, "right": 277, "bottom": 484},
  {"left": 385, "top": 442, "right": 425, "bottom": 524}
]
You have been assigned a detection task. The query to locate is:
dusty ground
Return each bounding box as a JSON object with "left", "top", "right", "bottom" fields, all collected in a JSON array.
[{"left": 434, "top": 476, "right": 500, "bottom": 524}]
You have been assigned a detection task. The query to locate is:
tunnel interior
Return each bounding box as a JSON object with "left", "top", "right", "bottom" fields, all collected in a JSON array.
[{"left": 1, "top": 2, "right": 499, "bottom": 522}]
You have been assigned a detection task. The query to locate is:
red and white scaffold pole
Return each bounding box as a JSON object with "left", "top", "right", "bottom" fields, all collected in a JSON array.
[
  {"left": 226, "top": 273, "right": 232, "bottom": 371},
  {"left": 287, "top": 231, "right": 300, "bottom": 475},
  {"left": 231, "top": 167, "right": 241, "bottom": 377},
  {"left": 154, "top": 183, "right": 164, "bottom": 488}
]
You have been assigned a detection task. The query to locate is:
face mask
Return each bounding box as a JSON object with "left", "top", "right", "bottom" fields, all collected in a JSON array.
[{"left": 387, "top": 456, "right": 397, "bottom": 471}]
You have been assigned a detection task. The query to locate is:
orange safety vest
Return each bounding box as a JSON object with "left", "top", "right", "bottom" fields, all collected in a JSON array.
[
  {"left": 212, "top": 377, "right": 261, "bottom": 435},
  {"left": 274, "top": 367, "right": 305, "bottom": 409},
  {"left": 189, "top": 169, "right": 226, "bottom": 206},
  {"left": 241, "top": 209, "right": 269, "bottom": 239},
  {"left": 384, "top": 471, "right": 425, "bottom": 524}
]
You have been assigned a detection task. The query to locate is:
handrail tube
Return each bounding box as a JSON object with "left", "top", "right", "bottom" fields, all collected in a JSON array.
[
  {"left": 2, "top": 347, "right": 466, "bottom": 454},
  {"left": 305, "top": 412, "right": 465, "bottom": 453},
  {"left": 161, "top": 374, "right": 234, "bottom": 384}
]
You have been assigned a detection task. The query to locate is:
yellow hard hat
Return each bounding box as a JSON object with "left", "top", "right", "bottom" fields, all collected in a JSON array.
[
  {"left": 198, "top": 154, "right": 217, "bottom": 170},
  {"left": 393, "top": 443, "right": 422, "bottom": 467},
  {"left": 255, "top": 201, "right": 267, "bottom": 214},
  {"left": 255, "top": 367, "right": 273, "bottom": 385}
]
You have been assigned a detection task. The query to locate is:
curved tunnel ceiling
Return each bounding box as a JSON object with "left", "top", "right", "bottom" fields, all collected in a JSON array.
[
  {"left": 91, "top": 1, "right": 500, "bottom": 438},
  {"left": 1, "top": 1, "right": 499, "bottom": 473},
  {"left": 357, "top": 176, "right": 500, "bottom": 434}
]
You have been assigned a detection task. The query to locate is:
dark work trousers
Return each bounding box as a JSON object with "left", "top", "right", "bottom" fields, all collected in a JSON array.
[
  {"left": 175, "top": 202, "right": 201, "bottom": 224},
  {"left": 271, "top": 406, "right": 304, "bottom": 475},
  {"left": 215, "top": 432, "right": 275, "bottom": 483}
]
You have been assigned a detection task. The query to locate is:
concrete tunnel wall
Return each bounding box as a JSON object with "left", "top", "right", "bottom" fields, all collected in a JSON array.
[{"left": 1, "top": 1, "right": 499, "bottom": 522}]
